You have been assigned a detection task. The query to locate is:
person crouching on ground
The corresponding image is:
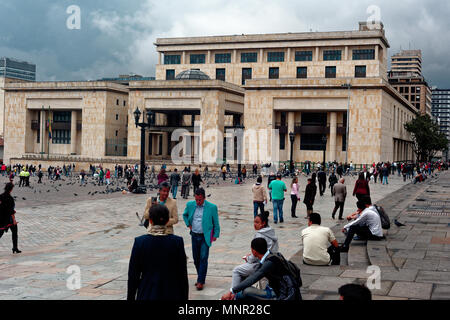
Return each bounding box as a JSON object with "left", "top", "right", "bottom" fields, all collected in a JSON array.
[
  {"left": 231, "top": 211, "right": 278, "bottom": 289},
  {"left": 301, "top": 213, "right": 340, "bottom": 266},
  {"left": 221, "top": 238, "right": 302, "bottom": 301},
  {"left": 127, "top": 204, "right": 188, "bottom": 300}
]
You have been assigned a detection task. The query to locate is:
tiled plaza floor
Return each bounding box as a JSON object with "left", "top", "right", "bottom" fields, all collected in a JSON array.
[{"left": 0, "top": 171, "right": 427, "bottom": 300}]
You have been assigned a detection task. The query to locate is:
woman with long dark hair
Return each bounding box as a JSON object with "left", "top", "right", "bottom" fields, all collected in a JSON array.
[
  {"left": 290, "top": 177, "right": 300, "bottom": 218},
  {"left": 353, "top": 172, "right": 371, "bottom": 201},
  {"left": 0, "top": 183, "right": 21, "bottom": 254}
]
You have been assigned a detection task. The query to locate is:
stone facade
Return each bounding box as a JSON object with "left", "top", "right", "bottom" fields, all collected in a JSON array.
[
  {"left": 3, "top": 81, "right": 128, "bottom": 165},
  {"left": 127, "top": 80, "right": 244, "bottom": 164}
]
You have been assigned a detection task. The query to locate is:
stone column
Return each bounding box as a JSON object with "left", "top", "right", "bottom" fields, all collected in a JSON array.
[
  {"left": 375, "top": 45, "right": 379, "bottom": 60},
  {"left": 162, "top": 132, "right": 168, "bottom": 157},
  {"left": 329, "top": 112, "right": 337, "bottom": 162},
  {"left": 315, "top": 47, "right": 319, "bottom": 61},
  {"left": 158, "top": 52, "right": 162, "bottom": 65},
  {"left": 344, "top": 46, "right": 349, "bottom": 60},
  {"left": 287, "top": 48, "right": 291, "bottom": 62},
  {"left": 182, "top": 51, "right": 186, "bottom": 64},
  {"left": 70, "top": 110, "right": 77, "bottom": 155},
  {"left": 207, "top": 50, "right": 211, "bottom": 64},
  {"left": 260, "top": 49, "right": 264, "bottom": 63},
  {"left": 40, "top": 110, "right": 46, "bottom": 153},
  {"left": 233, "top": 50, "right": 237, "bottom": 63}
]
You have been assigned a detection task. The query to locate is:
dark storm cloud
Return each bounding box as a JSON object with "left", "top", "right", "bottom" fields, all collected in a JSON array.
[{"left": 1, "top": 0, "right": 450, "bottom": 87}]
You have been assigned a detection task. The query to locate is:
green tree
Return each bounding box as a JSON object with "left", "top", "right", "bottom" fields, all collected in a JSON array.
[{"left": 404, "top": 114, "right": 449, "bottom": 162}]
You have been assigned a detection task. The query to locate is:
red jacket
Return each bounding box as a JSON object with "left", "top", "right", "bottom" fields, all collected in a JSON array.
[
  {"left": 105, "top": 171, "right": 111, "bottom": 179},
  {"left": 353, "top": 179, "right": 370, "bottom": 196}
]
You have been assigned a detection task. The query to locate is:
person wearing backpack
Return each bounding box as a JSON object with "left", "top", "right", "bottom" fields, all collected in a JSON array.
[
  {"left": 221, "top": 238, "right": 302, "bottom": 301},
  {"left": 340, "top": 196, "right": 384, "bottom": 252}
]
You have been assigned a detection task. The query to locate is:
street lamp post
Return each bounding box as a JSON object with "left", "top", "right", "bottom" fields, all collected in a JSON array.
[
  {"left": 322, "top": 135, "right": 328, "bottom": 169},
  {"left": 134, "top": 107, "right": 154, "bottom": 193},
  {"left": 235, "top": 124, "right": 244, "bottom": 179},
  {"left": 289, "top": 132, "right": 295, "bottom": 174},
  {"left": 342, "top": 82, "right": 351, "bottom": 164}
]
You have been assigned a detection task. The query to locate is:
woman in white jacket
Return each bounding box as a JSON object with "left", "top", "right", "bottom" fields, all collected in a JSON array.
[{"left": 231, "top": 211, "right": 279, "bottom": 288}]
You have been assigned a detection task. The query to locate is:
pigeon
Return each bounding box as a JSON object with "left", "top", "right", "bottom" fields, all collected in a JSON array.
[
  {"left": 22, "top": 197, "right": 26, "bottom": 200},
  {"left": 394, "top": 219, "right": 406, "bottom": 227},
  {"left": 207, "top": 194, "right": 211, "bottom": 198},
  {"left": 74, "top": 193, "right": 78, "bottom": 196}
]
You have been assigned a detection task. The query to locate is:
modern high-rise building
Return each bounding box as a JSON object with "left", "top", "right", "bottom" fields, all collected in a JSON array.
[
  {"left": 432, "top": 88, "right": 450, "bottom": 160},
  {"left": 390, "top": 50, "right": 422, "bottom": 77},
  {"left": 388, "top": 50, "right": 431, "bottom": 116},
  {"left": 0, "top": 57, "right": 36, "bottom": 81}
]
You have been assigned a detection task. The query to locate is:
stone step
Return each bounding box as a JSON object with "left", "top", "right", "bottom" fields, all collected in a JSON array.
[
  {"left": 367, "top": 240, "right": 396, "bottom": 269},
  {"left": 347, "top": 241, "right": 370, "bottom": 268}
]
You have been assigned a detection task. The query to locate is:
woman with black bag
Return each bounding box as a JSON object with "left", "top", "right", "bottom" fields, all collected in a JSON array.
[{"left": 0, "top": 183, "right": 21, "bottom": 254}]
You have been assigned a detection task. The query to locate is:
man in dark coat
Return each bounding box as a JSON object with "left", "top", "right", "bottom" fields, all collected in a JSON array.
[
  {"left": 127, "top": 204, "right": 188, "bottom": 300},
  {"left": 317, "top": 169, "right": 327, "bottom": 196},
  {"left": 303, "top": 178, "right": 317, "bottom": 219}
]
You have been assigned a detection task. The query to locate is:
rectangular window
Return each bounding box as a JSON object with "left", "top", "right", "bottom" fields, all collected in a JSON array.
[
  {"left": 279, "top": 133, "right": 285, "bottom": 150},
  {"left": 53, "top": 111, "right": 71, "bottom": 123},
  {"left": 190, "top": 54, "right": 205, "bottom": 64},
  {"left": 116, "top": 99, "right": 119, "bottom": 105},
  {"left": 267, "top": 52, "right": 285, "bottom": 62},
  {"left": 323, "top": 50, "right": 341, "bottom": 61},
  {"left": 242, "top": 68, "right": 252, "bottom": 85},
  {"left": 405, "top": 87, "right": 409, "bottom": 94},
  {"left": 164, "top": 55, "right": 181, "bottom": 65},
  {"left": 215, "top": 53, "right": 231, "bottom": 63},
  {"left": 166, "top": 69, "right": 175, "bottom": 80},
  {"left": 269, "top": 67, "right": 279, "bottom": 79},
  {"left": 52, "top": 129, "right": 71, "bottom": 144},
  {"left": 116, "top": 114, "right": 119, "bottom": 121},
  {"left": 295, "top": 51, "right": 312, "bottom": 61},
  {"left": 300, "top": 134, "right": 326, "bottom": 151},
  {"left": 355, "top": 66, "right": 366, "bottom": 78},
  {"left": 342, "top": 113, "right": 347, "bottom": 151},
  {"left": 123, "top": 100, "right": 126, "bottom": 106},
  {"left": 296, "top": 67, "right": 307, "bottom": 79},
  {"left": 115, "top": 130, "right": 118, "bottom": 137},
  {"left": 399, "top": 87, "right": 404, "bottom": 93},
  {"left": 241, "top": 52, "right": 258, "bottom": 63},
  {"left": 325, "top": 66, "right": 336, "bottom": 78},
  {"left": 352, "top": 49, "right": 375, "bottom": 60},
  {"left": 216, "top": 68, "right": 226, "bottom": 81},
  {"left": 411, "top": 87, "right": 416, "bottom": 94}
]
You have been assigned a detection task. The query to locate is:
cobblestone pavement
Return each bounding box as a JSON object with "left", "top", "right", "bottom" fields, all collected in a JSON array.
[{"left": 0, "top": 170, "right": 428, "bottom": 300}]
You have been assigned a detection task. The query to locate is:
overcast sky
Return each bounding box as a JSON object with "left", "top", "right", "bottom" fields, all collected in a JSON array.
[{"left": 1, "top": 0, "right": 449, "bottom": 87}]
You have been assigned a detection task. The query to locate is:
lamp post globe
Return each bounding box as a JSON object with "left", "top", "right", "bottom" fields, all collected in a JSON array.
[{"left": 133, "top": 107, "right": 141, "bottom": 127}]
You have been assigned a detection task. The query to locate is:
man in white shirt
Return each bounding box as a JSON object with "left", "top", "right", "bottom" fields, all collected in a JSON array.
[
  {"left": 301, "top": 213, "right": 340, "bottom": 265},
  {"left": 340, "top": 196, "right": 384, "bottom": 252}
]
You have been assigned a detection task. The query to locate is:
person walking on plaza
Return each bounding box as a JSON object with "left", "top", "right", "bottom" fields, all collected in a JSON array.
[
  {"left": 127, "top": 204, "right": 188, "bottom": 301},
  {"left": 183, "top": 188, "right": 220, "bottom": 290},
  {"left": 157, "top": 168, "right": 169, "bottom": 186},
  {"left": 18, "top": 168, "right": 26, "bottom": 187},
  {"left": 252, "top": 176, "right": 267, "bottom": 217},
  {"left": 80, "top": 170, "right": 86, "bottom": 186},
  {"left": 318, "top": 168, "right": 326, "bottom": 197},
  {"left": 253, "top": 163, "right": 258, "bottom": 175},
  {"left": 143, "top": 182, "right": 178, "bottom": 234},
  {"left": 105, "top": 169, "right": 111, "bottom": 185},
  {"left": 0, "top": 183, "right": 21, "bottom": 254},
  {"left": 24, "top": 169, "right": 30, "bottom": 187},
  {"left": 381, "top": 165, "right": 389, "bottom": 185},
  {"left": 98, "top": 168, "right": 105, "bottom": 185},
  {"left": 290, "top": 177, "right": 300, "bottom": 218},
  {"left": 332, "top": 178, "right": 347, "bottom": 220},
  {"left": 37, "top": 170, "right": 43, "bottom": 184},
  {"left": 191, "top": 168, "right": 203, "bottom": 195},
  {"left": 269, "top": 173, "right": 287, "bottom": 224},
  {"left": 303, "top": 178, "right": 317, "bottom": 220},
  {"left": 181, "top": 168, "right": 191, "bottom": 199},
  {"left": 169, "top": 168, "right": 181, "bottom": 199},
  {"left": 267, "top": 172, "right": 277, "bottom": 202},
  {"left": 328, "top": 171, "right": 338, "bottom": 197},
  {"left": 222, "top": 165, "right": 227, "bottom": 181},
  {"left": 353, "top": 172, "right": 370, "bottom": 201}
]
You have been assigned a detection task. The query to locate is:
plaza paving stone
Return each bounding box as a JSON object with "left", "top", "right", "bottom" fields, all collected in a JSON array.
[{"left": 0, "top": 170, "right": 448, "bottom": 300}]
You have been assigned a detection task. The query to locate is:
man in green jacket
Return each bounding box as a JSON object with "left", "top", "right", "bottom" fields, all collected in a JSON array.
[{"left": 183, "top": 187, "right": 220, "bottom": 291}]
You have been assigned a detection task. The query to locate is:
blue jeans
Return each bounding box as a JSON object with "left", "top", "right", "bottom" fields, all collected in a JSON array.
[
  {"left": 272, "top": 199, "right": 284, "bottom": 223},
  {"left": 253, "top": 201, "right": 264, "bottom": 217},
  {"left": 236, "top": 285, "right": 276, "bottom": 300},
  {"left": 191, "top": 232, "right": 210, "bottom": 284},
  {"left": 171, "top": 185, "right": 178, "bottom": 198},
  {"left": 382, "top": 176, "right": 388, "bottom": 185}
]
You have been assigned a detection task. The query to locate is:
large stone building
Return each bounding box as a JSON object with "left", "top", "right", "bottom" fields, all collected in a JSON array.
[
  {"left": 154, "top": 22, "right": 417, "bottom": 164},
  {"left": 0, "top": 57, "right": 36, "bottom": 81},
  {"left": 388, "top": 50, "right": 432, "bottom": 116},
  {"left": 1, "top": 22, "right": 418, "bottom": 167},
  {"left": 3, "top": 81, "right": 129, "bottom": 166}
]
